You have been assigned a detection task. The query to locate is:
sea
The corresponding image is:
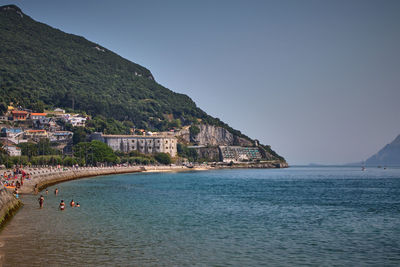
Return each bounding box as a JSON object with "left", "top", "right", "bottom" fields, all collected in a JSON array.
[{"left": 0, "top": 167, "right": 399, "bottom": 266}]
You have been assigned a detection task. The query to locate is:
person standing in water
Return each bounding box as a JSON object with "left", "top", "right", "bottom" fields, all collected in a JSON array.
[
  {"left": 45, "top": 189, "right": 48, "bottom": 195},
  {"left": 54, "top": 188, "right": 59, "bottom": 195},
  {"left": 70, "top": 199, "right": 75, "bottom": 207},
  {"left": 38, "top": 195, "right": 44, "bottom": 209},
  {"left": 59, "top": 200, "right": 65, "bottom": 211}
]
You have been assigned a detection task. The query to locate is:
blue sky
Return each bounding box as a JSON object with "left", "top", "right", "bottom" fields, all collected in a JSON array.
[{"left": 2, "top": 0, "right": 400, "bottom": 164}]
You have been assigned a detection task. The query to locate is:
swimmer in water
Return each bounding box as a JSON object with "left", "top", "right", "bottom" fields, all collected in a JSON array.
[
  {"left": 75, "top": 203, "right": 80, "bottom": 207},
  {"left": 45, "top": 189, "right": 48, "bottom": 195},
  {"left": 38, "top": 195, "right": 44, "bottom": 208},
  {"left": 54, "top": 188, "right": 58, "bottom": 195},
  {"left": 70, "top": 199, "right": 75, "bottom": 207},
  {"left": 59, "top": 200, "right": 65, "bottom": 211}
]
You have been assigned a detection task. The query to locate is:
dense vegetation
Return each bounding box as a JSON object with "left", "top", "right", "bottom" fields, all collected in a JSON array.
[
  {"left": 0, "top": 5, "right": 237, "bottom": 133},
  {"left": 0, "top": 140, "right": 175, "bottom": 167}
]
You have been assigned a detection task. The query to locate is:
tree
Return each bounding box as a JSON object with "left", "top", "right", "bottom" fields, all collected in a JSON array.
[
  {"left": 155, "top": 152, "right": 172, "bottom": 165},
  {"left": 189, "top": 124, "right": 200, "bottom": 141},
  {"left": 37, "top": 139, "right": 59, "bottom": 155},
  {"left": 72, "top": 127, "right": 87, "bottom": 145},
  {"left": 74, "top": 140, "right": 117, "bottom": 165},
  {"left": 177, "top": 143, "right": 198, "bottom": 162},
  {"left": 32, "top": 100, "right": 45, "bottom": 113},
  {"left": 17, "top": 142, "right": 38, "bottom": 157},
  {"left": 0, "top": 102, "right": 7, "bottom": 115}
]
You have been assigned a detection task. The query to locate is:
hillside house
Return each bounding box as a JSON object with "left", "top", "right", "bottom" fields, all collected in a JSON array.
[
  {"left": 62, "top": 114, "right": 86, "bottom": 127},
  {"left": 11, "top": 110, "right": 29, "bottom": 121},
  {"left": 34, "top": 117, "right": 59, "bottom": 131},
  {"left": 1, "top": 127, "right": 23, "bottom": 138},
  {"left": 24, "top": 129, "right": 48, "bottom": 140},
  {"left": 54, "top": 108, "right": 65, "bottom": 114},
  {"left": 2, "top": 144, "right": 21, "bottom": 156},
  {"left": 49, "top": 131, "right": 73, "bottom": 142},
  {"left": 30, "top": 112, "right": 47, "bottom": 120}
]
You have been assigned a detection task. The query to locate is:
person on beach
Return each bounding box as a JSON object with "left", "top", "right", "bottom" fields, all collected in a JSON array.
[
  {"left": 34, "top": 184, "right": 39, "bottom": 194},
  {"left": 54, "top": 188, "right": 58, "bottom": 195},
  {"left": 59, "top": 200, "right": 65, "bottom": 211},
  {"left": 70, "top": 199, "right": 75, "bottom": 207},
  {"left": 38, "top": 195, "right": 44, "bottom": 208},
  {"left": 13, "top": 188, "right": 19, "bottom": 199}
]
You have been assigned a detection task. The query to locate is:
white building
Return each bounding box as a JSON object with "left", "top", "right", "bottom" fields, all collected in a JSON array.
[
  {"left": 3, "top": 145, "right": 21, "bottom": 156},
  {"left": 30, "top": 113, "right": 47, "bottom": 120},
  {"left": 49, "top": 131, "right": 73, "bottom": 142},
  {"left": 54, "top": 108, "right": 65, "bottom": 114},
  {"left": 91, "top": 133, "right": 177, "bottom": 157},
  {"left": 62, "top": 114, "right": 87, "bottom": 127}
]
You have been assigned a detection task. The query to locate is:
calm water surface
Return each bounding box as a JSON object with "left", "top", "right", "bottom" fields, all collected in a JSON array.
[{"left": 1, "top": 167, "right": 400, "bottom": 266}]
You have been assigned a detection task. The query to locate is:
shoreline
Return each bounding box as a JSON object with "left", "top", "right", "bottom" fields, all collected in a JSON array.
[
  {"left": 0, "top": 162, "right": 287, "bottom": 231},
  {"left": 18, "top": 165, "right": 210, "bottom": 195}
]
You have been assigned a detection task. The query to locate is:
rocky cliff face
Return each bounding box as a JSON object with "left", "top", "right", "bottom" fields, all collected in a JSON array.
[
  {"left": 178, "top": 124, "right": 253, "bottom": 146},
  {"left": 195, "top": 147, "right": 221, "bottom": 161}
]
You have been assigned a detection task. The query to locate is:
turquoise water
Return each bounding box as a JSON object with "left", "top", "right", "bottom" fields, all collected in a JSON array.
[{"left": 1, "top": 167, "right": 400, "bottom": 266}]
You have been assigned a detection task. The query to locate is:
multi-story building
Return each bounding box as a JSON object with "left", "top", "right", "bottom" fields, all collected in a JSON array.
[
  {"left": 11, "top": 110, "right": 29, "bottom": 121},
  {"left": 2, "top": 144, "right": 21, "bottom": 156},
  {"left": 49, "top": 131, "right": 73, "bottom": 142},
  {"left": 91, "top": 133, "right": 177, "bottom": 157},
  {"left": 30, "top": 112, "right": 47, "bottom": 120},
  {"left": 24, "top": 129, "right": 48, "bottom": 140},
  {"left": 219, "top": 146, "right": 262, "bottom": 162}
]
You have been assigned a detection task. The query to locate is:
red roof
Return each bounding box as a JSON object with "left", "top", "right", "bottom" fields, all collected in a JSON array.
[
  {"left": 31, "top": 113, "right": 47, "bottom": 116},
  {"left": 11, "top": 110, "right": 29, "bottom": 115},
  {"left": 26, "top": 130, "right": 46, "bottom": 133}
]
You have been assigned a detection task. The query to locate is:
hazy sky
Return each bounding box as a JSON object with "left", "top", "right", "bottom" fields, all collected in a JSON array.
[{"left": 3, "top": 0, "right": 400, "bottom": 164}]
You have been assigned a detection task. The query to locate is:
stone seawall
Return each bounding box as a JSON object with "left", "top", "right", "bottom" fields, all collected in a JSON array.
[
  {"left": 17, "top": 165, "right": 196, "bottom": 195},
  {"left": 0, "top": 188, "right": 22, "bottom": 229}
]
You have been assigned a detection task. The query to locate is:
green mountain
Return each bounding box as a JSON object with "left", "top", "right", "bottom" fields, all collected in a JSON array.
[{"left": 0, "top": 5, "right": 285, "bottom": 162}]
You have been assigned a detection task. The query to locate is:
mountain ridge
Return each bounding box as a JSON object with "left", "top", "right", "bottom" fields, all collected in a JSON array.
[{"left": 365, "top": 134, "right": 400, "bottom": 166}]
